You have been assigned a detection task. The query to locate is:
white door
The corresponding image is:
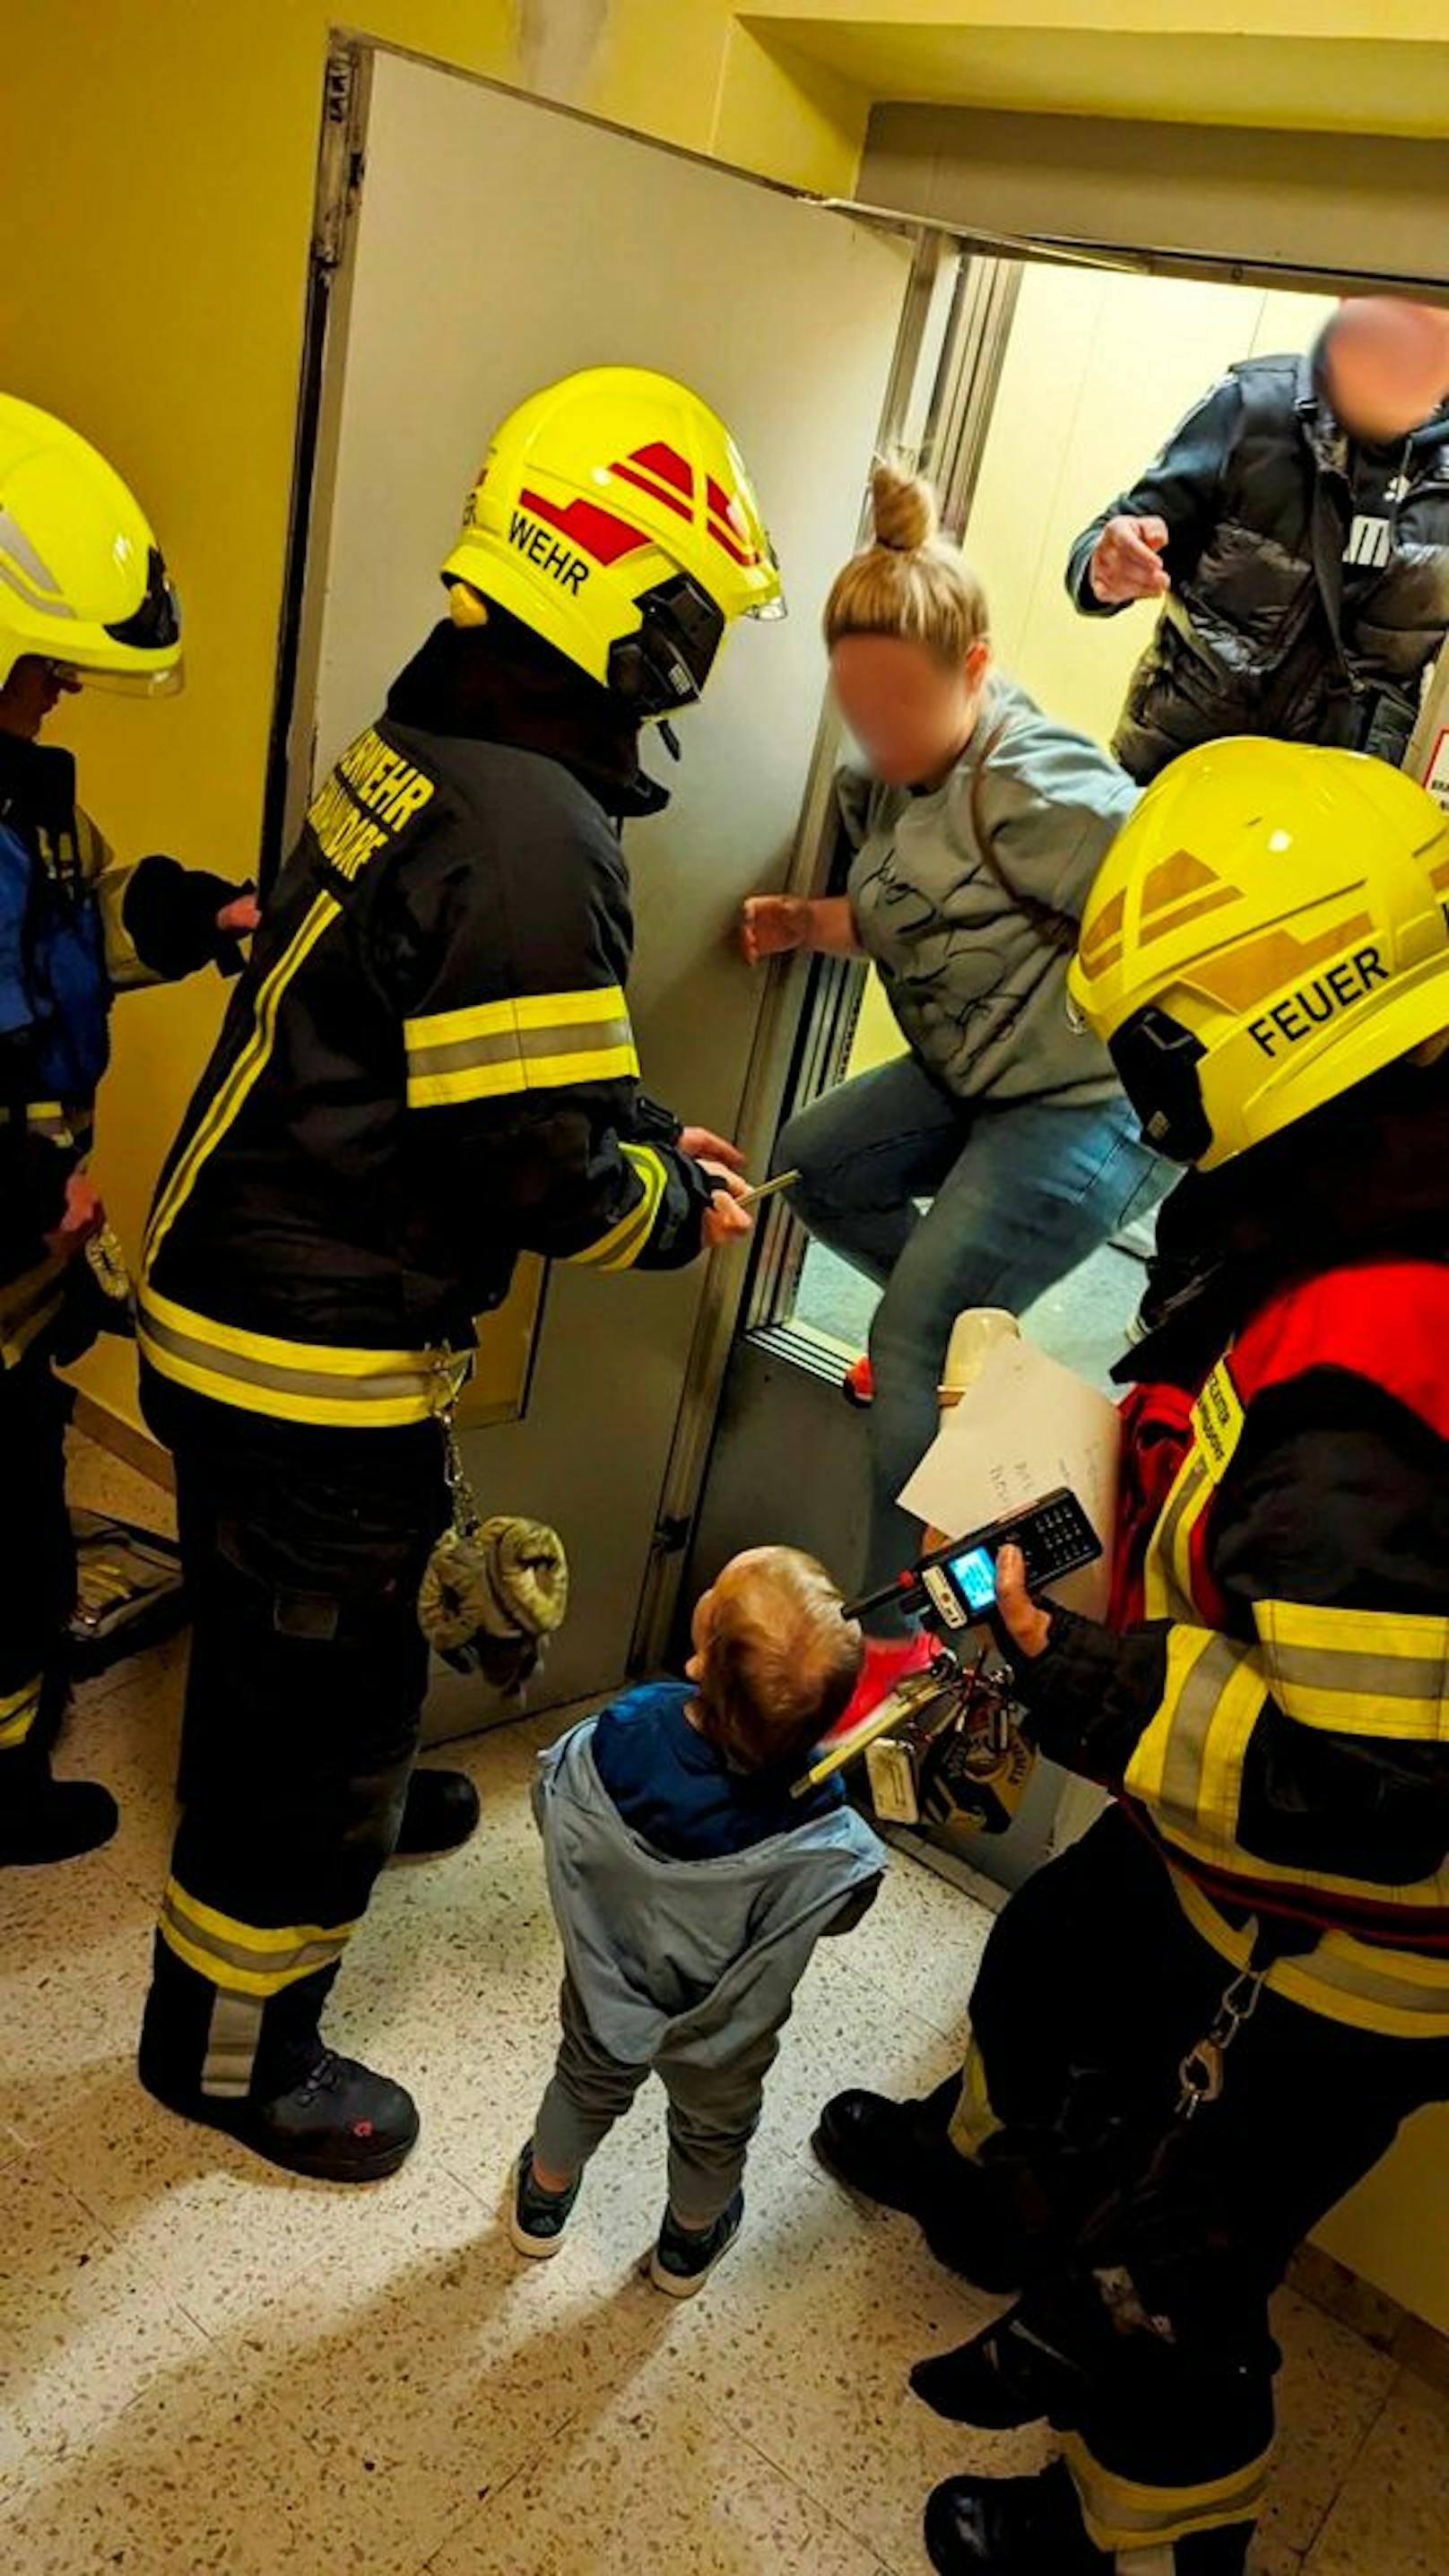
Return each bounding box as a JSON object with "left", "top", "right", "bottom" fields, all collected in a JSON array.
[{"left": 298, "top": 48, "right": 915, "bottom": 1724}]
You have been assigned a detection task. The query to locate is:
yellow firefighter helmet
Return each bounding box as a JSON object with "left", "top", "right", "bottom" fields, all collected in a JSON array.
[
  {"left": 442, "top": 366, "right": 783, "bottom": 719},
  {"left": 1069, "top": 738, "right": 1449, "bottom": 1168},
  {"left": 0, "top": 393, "right": 181, "bottom": 695}
]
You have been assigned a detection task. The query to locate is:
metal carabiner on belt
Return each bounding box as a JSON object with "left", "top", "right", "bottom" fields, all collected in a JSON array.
[{"left": 1175, "top": 1967, "right": 1265, "bottom": 2121}]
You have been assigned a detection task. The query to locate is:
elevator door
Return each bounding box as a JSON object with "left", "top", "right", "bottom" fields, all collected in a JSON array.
[{"left": 294, "top": 48, "right": 915, "bottom": 1728}]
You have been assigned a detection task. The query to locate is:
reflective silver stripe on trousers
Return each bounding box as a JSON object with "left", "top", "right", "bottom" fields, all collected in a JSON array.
[
  {"left": 406, "top": 1012, "right": 636, "bottom": 1084},
  {"left": 201, "top": 1991, "right": 266, "bottom": 2100},
  {"left": 160, "top": 1891, "right": 350, "bottom": 1985},
  {"left": 142, "top": 1310, "right": 438, "bottom": 1408}
]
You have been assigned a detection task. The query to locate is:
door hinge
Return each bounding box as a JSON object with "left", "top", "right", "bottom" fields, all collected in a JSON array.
[
  {"left": 314, "top": 47, "right": 366, "bottom": 271},
  {"left": 652, "top": 1513, "right": 693, "bottom": 1557}
]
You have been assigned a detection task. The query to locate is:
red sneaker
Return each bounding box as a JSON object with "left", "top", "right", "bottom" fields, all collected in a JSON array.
[
  {"left": 829, "top": 1629, "right": 937, "bottom": 1738},
  {"left": 843, "top": 1356, "right": 875, "bottom": 1408}
]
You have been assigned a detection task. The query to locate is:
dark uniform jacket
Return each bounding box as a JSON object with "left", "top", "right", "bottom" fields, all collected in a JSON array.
[
  {"left": 1001, "top": 1059, "right": 1449, "bottom": 2037},
  {"left": 0, "top": 732, "right": 239, "bottom": 1369},
  {"left": 139, "top": 619, "right": 715, "bottom": 1434},
  {"left": 1067, "top": 348, "right": 1449, "bottom": 782}
]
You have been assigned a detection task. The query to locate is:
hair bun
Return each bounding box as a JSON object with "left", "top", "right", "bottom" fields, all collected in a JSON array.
[{"left": 871, "top": 461, "right": 939, "bottom": 553}]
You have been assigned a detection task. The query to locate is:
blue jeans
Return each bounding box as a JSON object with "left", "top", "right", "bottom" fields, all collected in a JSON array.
[{"left": 776, "top": 1056, "right": 1162, "bottom": 1634}]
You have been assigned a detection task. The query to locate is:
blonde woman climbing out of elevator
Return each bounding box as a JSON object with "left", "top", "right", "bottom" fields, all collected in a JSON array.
[{"left": 742, "top": 464, "right": 1161, "bottom": 1720}]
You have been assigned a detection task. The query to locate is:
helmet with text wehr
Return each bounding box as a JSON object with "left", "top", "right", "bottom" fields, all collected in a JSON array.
[{"left": 441, "top": 367, "right": 783, "bottom": 722}]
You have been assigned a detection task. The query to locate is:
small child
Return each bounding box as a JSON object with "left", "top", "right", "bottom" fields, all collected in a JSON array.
[{"left": 510, "top": 1545, "right": 886, "bottom": 2296}]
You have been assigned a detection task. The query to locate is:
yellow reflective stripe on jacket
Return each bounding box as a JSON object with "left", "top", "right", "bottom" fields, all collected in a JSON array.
[
  {"left": 138, "top": 1284, "right": 468, "bottom": 1431},
  {"left": 566, "top": 1141, "right": 669, "bottom": 1273},
  {"left": 0, "top": 1675, "right": 43, "bottom": 1750},
  {"left": 1063, "top": 2431, "right": 1274, "bottom": 2554},
  {"left": 0, "top": 1099, "right": 78, "bottom": 1146},
  {"left": 1142, "top": 1449, "right": 1212, "bottom": 1622},
  {"left": 1130, "top": 1623, "right": 1449, "bottom": 1912},
  {"left": 144, "top": 890, "right": 342, "bottom": 1271},
  {"left": 1254, "top": 1598, "right": 1449, "bottom": 1742},
  {"left": 403, "top": 984, "right": 638, "bottom": 1109},
  {"left": 1168, "top": 1862, "right": 1449, "bottom": 2040},
  {"left": 1124, "top": 1626, "right": 1266, "bottom": 1860},
  {"left": 159, "top": 1878, "right": 357, "bottom": 1998},
  {"left": 0, "top": 1252, "right": 67, "bottom": 1368}
]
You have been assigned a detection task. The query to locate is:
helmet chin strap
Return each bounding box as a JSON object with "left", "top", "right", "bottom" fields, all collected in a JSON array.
[{"left": 657, "top": 719, "right": 681, "bottom": 762}]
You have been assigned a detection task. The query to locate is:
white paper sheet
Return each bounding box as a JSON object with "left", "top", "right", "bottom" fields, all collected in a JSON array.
[{"left": 898, "top": 1337, "right": 1123, "bottom": 1617}]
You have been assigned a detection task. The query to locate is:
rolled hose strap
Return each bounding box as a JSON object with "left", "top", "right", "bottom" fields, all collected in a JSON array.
[{"left": 419, "top": 1513, "right": 569, "bottom": 1661}]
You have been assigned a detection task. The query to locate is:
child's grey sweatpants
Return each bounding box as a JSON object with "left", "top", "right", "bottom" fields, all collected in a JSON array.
[{"left": 532, "top": 1972, "right": 785, "bottom": 2227}]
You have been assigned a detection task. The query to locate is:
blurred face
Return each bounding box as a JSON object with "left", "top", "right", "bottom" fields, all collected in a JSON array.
[
  {"left": 0, "top": 655, "right": 82, "bottom": 742},
  {"left": 829, "top": 631, "right": 991, "bottom": 789},
  {"left": 1325, "top": 299, "right": 1449, "bottom": 444}
]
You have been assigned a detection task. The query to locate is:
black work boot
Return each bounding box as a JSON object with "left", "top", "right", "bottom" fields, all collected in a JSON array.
[
  {"left": 0, "top": 1752, "right": 118, "bottom": 1866},
  {"left": 924, "top": 2461, "right": 1107, "bottom": 2575},
  {"left": 141, "top": 2048, "right": 420, "bottom": 2182},
  {"left": 394, "top": 1765, "right": 482, "bottom": 1858},
  {"left": 911, "top": 2303, "right": 1092, "bottom": 2429},
  {"left": 813, "top": 2084, "right": 1029, "bottom": 2294}
]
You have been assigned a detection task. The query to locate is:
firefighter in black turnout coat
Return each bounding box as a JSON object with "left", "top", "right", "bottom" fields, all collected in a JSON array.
[{"left": 136, "top": 368, "right": 784, "bottom": 2179}]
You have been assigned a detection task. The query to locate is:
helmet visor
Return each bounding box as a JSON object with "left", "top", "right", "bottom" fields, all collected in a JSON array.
[{"left": 78, "top": 657, "right": 185, "bottom": 698}]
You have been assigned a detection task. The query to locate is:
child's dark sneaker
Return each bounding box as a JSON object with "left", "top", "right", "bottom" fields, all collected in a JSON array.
[
  {"left": 508, "top": 2141, "right": 580, "bottom": 2258},
  {"left": 646, "top": 2190, "right": 744, "bottom": 2298}
]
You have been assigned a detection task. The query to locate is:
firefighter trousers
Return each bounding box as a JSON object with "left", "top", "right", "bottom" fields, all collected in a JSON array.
[
  {"left": 0, "top": 1353, "right": 75, "bottom": 1782},
  {"left": 945, "top": 1806, "right": 1449, "bottom": 2570},
  {"left": 137, "top": 1383, "right": 449, "bottom": 2103}
]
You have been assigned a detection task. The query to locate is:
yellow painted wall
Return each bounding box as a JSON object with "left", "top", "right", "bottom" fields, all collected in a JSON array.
[{"left": 0, "top": 0, "right": 865, "bottom": 1435}]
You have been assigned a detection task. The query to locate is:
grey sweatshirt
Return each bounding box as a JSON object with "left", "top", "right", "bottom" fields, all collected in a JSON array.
[
  {"left": 533, "top": 1717, "right": 885, "bottom": 2071},
  {"left": 840, "top": 675, "right": 1141, "bottom": 1106}
]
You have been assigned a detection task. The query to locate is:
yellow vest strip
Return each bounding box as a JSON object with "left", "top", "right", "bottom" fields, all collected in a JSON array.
[
  {"left": 566, "top": 1141, "right": 668, "bottom": 1272},
  {"left": 144, "top": 890, "right": 342, "bottom": 1271},
  {"left": 159, "top": 1878, "right": 357, "bottom": 1999},
  {"left": 1254, "top": 1597, "right": 1449, "bottom": 1741},
  {"left": 0, "top": 1253, "right": 67, "bottom": 1369},
  {"left": 1169, "top": 1863, "right": 1449, "bottom": 2039},
  {"left": 1128, "top": 1623, "right": 1449, "bottom": 1919},
  {"left": 404, "top": 984, "right": 639, "bottom": 1109},
  {"left": 139, "top": 1284, "right": 464, "bottom": 1430},
  {"left": 1063, "top": 2432, "right": 1274, "bottom": 2554},
  {"left": 0, "top": 1675, "right": 42, "bottom": 1750}
]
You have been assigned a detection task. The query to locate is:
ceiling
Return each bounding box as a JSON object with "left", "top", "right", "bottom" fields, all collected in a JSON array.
[{"left": 742, "top": 13, "right": 1449, "bottom": 140}]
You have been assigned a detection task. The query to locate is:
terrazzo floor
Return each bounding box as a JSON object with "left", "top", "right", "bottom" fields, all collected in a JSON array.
[{"left": 3, "top": 1433, "right": 1445, "bottom": 2574}]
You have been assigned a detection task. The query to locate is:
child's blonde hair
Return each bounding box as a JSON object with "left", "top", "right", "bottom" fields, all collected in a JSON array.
[
  {"left": 697, "top": 1547, "right": 863, "bottom": 1775},
  {"left": 824, "top": 462, "right": 989, "bottom": 667}
]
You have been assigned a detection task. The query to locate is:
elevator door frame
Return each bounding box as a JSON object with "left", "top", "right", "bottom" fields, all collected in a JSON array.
[{"left": 685, "top": 229, "right": 1449, "bottom": 1893}]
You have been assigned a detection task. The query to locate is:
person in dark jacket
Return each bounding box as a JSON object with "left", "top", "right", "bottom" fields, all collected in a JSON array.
[
  {"left": 1067, "top": 297, "right": 1449, "bottom": 781},
  {"left": 0, "top": 395, "right": 257, "bottom": 1869},
  {"left": 813, "top": 740, "right": 1449, "bottom": 2573},
  {"left": 134, "top": 367, "right": 783, "bottom": 2182}
]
